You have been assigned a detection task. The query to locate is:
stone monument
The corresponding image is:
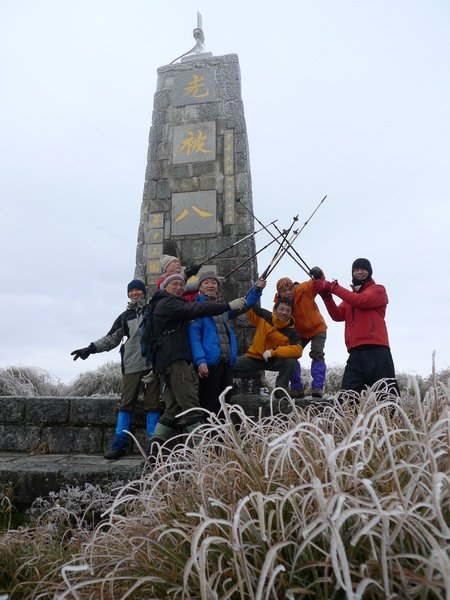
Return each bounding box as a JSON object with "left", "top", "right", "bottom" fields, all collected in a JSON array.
[{"left": 135, "top": 15, "right": 259, "bottom": 354}]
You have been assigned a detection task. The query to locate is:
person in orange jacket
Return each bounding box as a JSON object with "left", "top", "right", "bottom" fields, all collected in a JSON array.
[
  {"left": 275, "top": 267, "right": 327, "bottom": 398},
  {"left": 231, "top": 297, "right": 302, "bottom": 398}
]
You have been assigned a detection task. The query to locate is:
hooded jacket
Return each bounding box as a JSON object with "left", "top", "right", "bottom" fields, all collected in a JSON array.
[
  {"left": 91, "top": 300, "right": 147, "bottom": 374},
  {"left": 148, "top": 290, "right": 232, "bottom": 373},
  {"left": 244, "top": 306, "right": 302, "bottom": 360},
  {"left": 275, "top": 278, "right": 327, "bottom": 339},
  {"left": 321, "top": 279, "right": 390, "bottom": 351},
  {"left": 189, "top": 283, "right": 263, "bottom": 368}
]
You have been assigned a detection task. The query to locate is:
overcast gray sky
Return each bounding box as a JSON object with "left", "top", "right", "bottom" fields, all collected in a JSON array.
[{"left": 1, "top": 0, "right": 449, "bottom": 385}]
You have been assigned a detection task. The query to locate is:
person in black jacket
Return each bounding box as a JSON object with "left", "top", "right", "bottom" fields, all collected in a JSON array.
[
  {"left": 71, "top": 279, "right": 160, "bottom": 460},
  {"left": 145, "top": 272, "right": 246, "bottom": 447}
]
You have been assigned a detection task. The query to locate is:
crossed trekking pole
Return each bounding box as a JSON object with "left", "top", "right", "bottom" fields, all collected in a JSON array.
[
  {"left": 223, "top": 195, "right": 327, "bottom": 281},
  {"left": 184, "top": 194, "right": 327, "bottom": 282}
]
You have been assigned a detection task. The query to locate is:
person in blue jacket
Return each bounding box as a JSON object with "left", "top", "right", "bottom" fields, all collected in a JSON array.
[{"left": 189, "top": 272, "right": 266, "bottom": 415}]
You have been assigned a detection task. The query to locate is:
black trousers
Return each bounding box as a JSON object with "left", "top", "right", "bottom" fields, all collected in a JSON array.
[
  {"left": 198, "top": 362, "right": 233, "bottom": 415},
  {"left": 341, "top": 345, "right": 399, "bottom": 394}
]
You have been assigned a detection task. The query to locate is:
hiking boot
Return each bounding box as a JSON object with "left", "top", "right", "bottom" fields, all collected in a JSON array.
[
  {"left": 104, "top": 447, "right": 127, "bottom": 460},
  {"left": 311, "top": 388, "right": 323, "bottom": 398},
  {"left": 289, "top": 388, "right": 305, "bottom": 399},
  {"left": 185, "top": 421, "right": 204, "bottom": 446},
  {"left": 142, "top": 437, "right": 163, "bottom": 468}
]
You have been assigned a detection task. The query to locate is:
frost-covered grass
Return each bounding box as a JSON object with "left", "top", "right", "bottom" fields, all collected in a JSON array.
[
  {"left": 0, "top": 362, "right": 122, "bottom": 398},
  {"left": 64, "top": 361, "right": 122, "bottom": 397},
  {"left": 1, "top": 362, "right": 448, "bottom": 399},
  {"left": 0, "top": 483, "right": 122, "bottom": 597},
  {"left": 0, "top": 366, "right": 61, "bottom": 397},
  {"left": 1, "top": 376, "right": 449, "bottom": 599}
]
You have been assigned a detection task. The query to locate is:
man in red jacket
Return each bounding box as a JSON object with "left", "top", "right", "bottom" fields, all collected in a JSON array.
[{"left": 314, "top": 258, "right": 398, "bottom": 395}]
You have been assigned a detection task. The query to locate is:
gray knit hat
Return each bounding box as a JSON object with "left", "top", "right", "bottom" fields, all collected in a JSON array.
[
  {"left": 160, "top": 254, "right": 179, "bottom": 272},
  {"left": 198, "top": 271, "right": 220, "bottom": 287}
]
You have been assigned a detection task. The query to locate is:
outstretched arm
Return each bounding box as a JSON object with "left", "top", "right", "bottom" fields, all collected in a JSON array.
[
  {"left": 230, "top": 277, "right": 267, "bottom": 317},
  {"left": 331, "top": 282, "right": 388, "bottom": 309},
  {"left": 321, "top": 294, "right": 345, "bottom": 321}
]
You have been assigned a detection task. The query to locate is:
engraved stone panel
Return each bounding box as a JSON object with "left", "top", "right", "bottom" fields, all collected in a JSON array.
[
  {"left": 224, "top": 128, "right": 235, "bottom": 175},
  {"left": 224, "top": 175, "right": 235, "bottom": 225},
  {"left": 147, "top": 259, "right": 161, "bottom": 274},
  {"left": 173, "top": 121, "right": 216, "bottom": 164},
  {"left": 149, "top": 213, "right": 164, "bottom": 228},
  {"left": 148, "top": 243, "right": 163, "bottom": 259},
  {"left": 174, "top": 68, "right": 216, "bottom": 106},
  {"left": 172, "top": 191, "right": 216, "bottom": 235},
  {"left": 149, "top": 229, "right": 163, "bottom": 244}
]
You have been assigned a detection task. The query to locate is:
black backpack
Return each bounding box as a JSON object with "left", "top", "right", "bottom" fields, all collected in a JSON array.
[{"left": 140, "top": 304, "right": 156, "bottom": 368}]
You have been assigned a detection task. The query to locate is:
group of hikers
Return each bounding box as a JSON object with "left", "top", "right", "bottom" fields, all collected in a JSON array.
[{"left": 71, "top": 254, "right": 398, "bottom": 461}]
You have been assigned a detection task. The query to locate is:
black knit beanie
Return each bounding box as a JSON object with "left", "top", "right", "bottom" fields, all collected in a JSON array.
[
  {"left": 127, "top": 279, "right": 146, "bottom": 296},
  {"left": 352, "top": 258, "right": 372, "bottom": 278}
]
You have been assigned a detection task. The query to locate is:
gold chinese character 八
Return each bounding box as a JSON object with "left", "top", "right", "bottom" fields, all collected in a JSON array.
[
  {"left": 177, "top": 130, "right": 211, "bottom": 156},
  {"left": 174, "top": 204, "right": 213, "bottom": 222},
  {"left": 183, "top": 74, "right": 209, "bottom": 98}
]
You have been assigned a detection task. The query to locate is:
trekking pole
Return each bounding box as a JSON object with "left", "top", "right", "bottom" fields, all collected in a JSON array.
[
  {"left": 272, "top": 221, "right": 311, "bottom": 273},
  {"left": 236, "top": 198, "right": 307, "bottom": 271},
  {"left": 222, "top": 230, "right": 286, "bottom": 279},
  {"left": 269, "top": 195, "right": 329, "bottom": 274},
  {"left": 274, "top": 194, "right": 327, "bottom": 276},
  {"left": 260, "top": 228, "right": 300, "bottom": 279},
  {"left": 198, "top": 219, "right": 278, "bottom": 267},
  {"left": 262, "top": 229, "right": 312, "bottom": 279},
  {"left": 296, "top": 194, "right": 327, "bottom": 237},
  {"left": 261, "top": 214, "right": 299, "bottom": 273}
]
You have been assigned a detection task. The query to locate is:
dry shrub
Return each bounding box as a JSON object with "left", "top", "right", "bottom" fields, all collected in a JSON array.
[
  {"left": 0, "top": 366, "right": 60, "bottom": 397},
  {"left": 0, "top": 483, "right": 121, "bottom": 597},
  {"left": 23, "top": 377, "right": 450, "bottom": 600},
  {"left": 65, "top": 361, "right": 122, "bottom": 397},
  {"left": 0, "top": 362, "right": 122, "bottom": 398}
]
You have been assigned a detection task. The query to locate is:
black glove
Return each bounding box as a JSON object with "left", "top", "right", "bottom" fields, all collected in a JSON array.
[
  {"left": 184, "top": 264, "right": 201, "bottom": 278},
  {"left": 71, "top": 343, "right": 96, "bottom": 361},
  {"left": 309, "top": 266, "right": 324, "bottom": 280}
]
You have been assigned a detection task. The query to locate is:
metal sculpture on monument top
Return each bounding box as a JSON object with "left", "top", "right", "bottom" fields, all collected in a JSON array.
[
  {"left": 170, "top": 12, "right": 212, "bottom": 64},
  {"left": 134, "top": 13, "right": 259, "bottom": 356}
]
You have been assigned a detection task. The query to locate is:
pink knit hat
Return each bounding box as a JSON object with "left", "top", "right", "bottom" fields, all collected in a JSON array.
[{"left": 160, "top": 272, "right": 185, "bottom": 290}]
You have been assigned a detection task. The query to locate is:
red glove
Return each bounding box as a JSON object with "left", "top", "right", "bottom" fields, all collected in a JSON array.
[{"left": 313, "top": 279, "right": 336, "bottom": 296}]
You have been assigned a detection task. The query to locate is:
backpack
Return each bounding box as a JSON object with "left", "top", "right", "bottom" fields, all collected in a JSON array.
[{"left": 140, "top": 304, "right": 156, "bottom": 368}]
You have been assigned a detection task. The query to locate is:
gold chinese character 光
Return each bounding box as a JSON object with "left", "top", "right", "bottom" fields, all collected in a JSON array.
[
  {"left": 183, "top": 74, "right": 209, "bottom": 98},
  {"left": 177, "top": 130, "right": 211, "bottom": 156}
]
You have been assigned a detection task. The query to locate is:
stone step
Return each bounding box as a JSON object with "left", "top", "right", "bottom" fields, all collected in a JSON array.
[
  {"left": 0, "top": 394, "right": 332, "bottom": 506},
  {"left": 0, "top": 452, "right": 142, "bottom": 506}
]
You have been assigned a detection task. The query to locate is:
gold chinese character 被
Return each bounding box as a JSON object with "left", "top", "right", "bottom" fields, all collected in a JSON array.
[{"left": 177, "top": 130, "right": 211, "bottom": 156}]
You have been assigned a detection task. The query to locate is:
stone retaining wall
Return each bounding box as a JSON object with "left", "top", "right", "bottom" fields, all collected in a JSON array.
[{"left": 0, "top": 396, "right": 146, "bottom": 455}]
